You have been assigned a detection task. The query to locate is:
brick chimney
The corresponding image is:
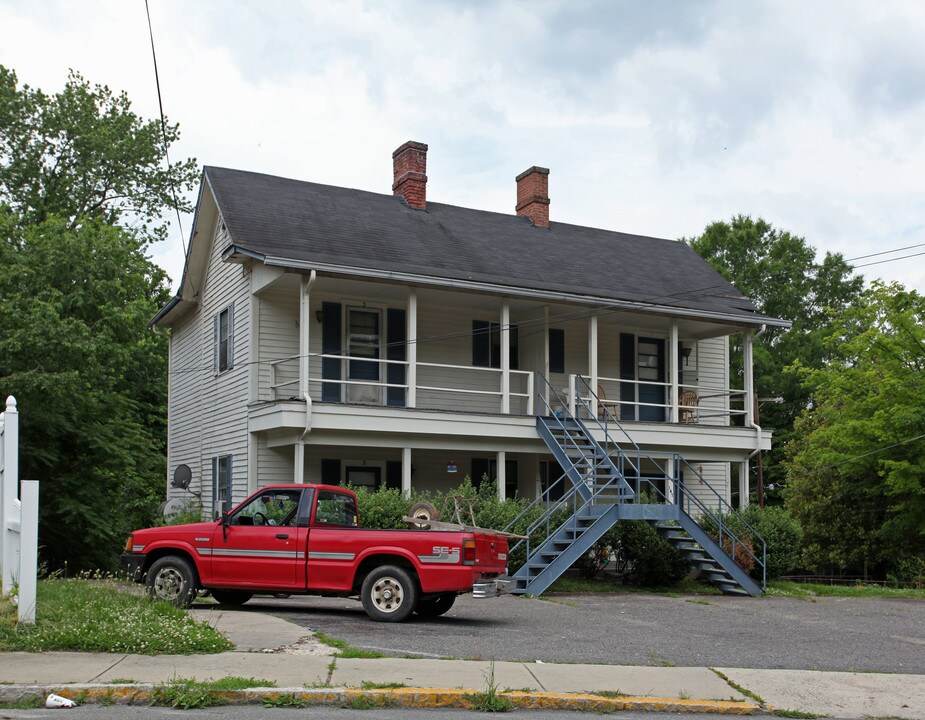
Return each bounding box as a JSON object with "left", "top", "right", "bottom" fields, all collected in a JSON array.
[
  {"left": 392, "top": 141, "right": 428, "bottom": 209},
  {"left": 515, "top": 166, "right": 550, "bottom": 228}
]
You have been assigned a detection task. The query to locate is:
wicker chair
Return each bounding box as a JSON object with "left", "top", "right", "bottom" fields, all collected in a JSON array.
[{"left": 678, "top": 389, "right": 699, "bottom": 423}]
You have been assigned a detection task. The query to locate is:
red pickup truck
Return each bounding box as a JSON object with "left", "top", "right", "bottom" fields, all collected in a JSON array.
[{"left": 121, "top": 484, "right": 512, "bottom": 622}]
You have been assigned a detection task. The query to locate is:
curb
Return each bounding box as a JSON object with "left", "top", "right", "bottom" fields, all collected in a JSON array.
[{"left": 0, "top": 684, "right": 762, "bottom": 714}]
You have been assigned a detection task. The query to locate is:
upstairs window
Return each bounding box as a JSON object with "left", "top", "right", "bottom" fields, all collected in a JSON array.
[
  {"left": 214, "top": 303, "right": 234, "bottom": 374},
  {"left": 472, "top": 320, "right": 519, "bottom": 369}
]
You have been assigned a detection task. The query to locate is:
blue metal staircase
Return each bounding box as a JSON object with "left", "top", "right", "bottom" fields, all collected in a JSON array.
[{"left": 506, "top": 375, "right": 765, "bottom": 597}]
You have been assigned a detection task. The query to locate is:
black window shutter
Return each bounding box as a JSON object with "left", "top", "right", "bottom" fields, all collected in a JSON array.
[
  {"left": 321, "top": 302, "right": 342, "bottom": 402},
  {"left": 471, "top": 458, "right": 490, "bottom": 491},
  {"left": 472, "top": 320, "right": 490, "bottom": 367},
  {"left": 385, "top": 461, "right": 402, "bottom": 491},
  {"left": 619, "top": 333, "right": 636, "bottom": 421},
  {"left": 321, "top": 458, "right": 341, "bottom": 485},
  {"left": 510, "top": 324, "right": 519, "bottom": 370},
  {"left": 386, "top": 308, "right": 406, "bottom": 407},
  {"left": 549, "top": 328, "right": 565, "bottom": 374}
]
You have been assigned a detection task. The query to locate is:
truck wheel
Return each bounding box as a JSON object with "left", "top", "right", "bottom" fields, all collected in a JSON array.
[
  {"left": 146, "top": 556, "right": 197, "bottom": 607},
  {"left": 211, "top": 590, "right": 253, "bottom": 606},
  {"left": 414, "top": 592, "right": 456, "bottom": 618},
  {"left": 361, "top": 565, "right": 418, "bottom": 622}
]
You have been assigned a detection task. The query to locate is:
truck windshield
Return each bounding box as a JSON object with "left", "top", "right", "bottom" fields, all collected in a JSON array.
[{"left": 314, "top": 490, "right": 358, "bottom": 527}]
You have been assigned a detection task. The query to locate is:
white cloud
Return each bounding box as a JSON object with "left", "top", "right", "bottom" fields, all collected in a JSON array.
[{"left": 1, "top": 0, "right": 924, "bottom": 292}]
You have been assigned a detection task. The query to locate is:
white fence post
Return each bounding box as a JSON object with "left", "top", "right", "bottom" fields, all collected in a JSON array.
[
  {"left": 19, "top": 480, "right": 38, "bottom": 624},
  {"left": 1, "top": 396, "right": 20, "bottom": 596}
]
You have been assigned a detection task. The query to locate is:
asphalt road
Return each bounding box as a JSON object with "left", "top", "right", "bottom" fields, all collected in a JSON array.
[{"left": 244, "top": 591, "right": 925, "bottom": 674}]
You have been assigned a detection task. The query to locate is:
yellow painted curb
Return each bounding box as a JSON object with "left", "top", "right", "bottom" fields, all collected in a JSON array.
[{"left": 18, "top": 685, "right": 761, "bottom": 714}]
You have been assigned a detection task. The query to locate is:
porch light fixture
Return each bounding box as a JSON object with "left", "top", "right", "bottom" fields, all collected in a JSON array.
[
  {"left": 315, "top": 310, "right": 324, "bottom": 323},
  {"left": 681, "top": 347, "right": 693, "bottom": 365}
]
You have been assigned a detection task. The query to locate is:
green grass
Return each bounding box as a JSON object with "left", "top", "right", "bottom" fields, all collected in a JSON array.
[
  {"left": 772, "top": 710, "right": 822, "bottom": 718},
  {"left": 314, "top": 631, "right": 385, "bottom": 659},
  {"left": 263, "top": 693, "right": 307, "bottom": 708},
  {"left": 152, "top": 676, "right": 275, "bottom": 709},
  {"left": 768, "top": 581, "right": 925, "bottom": 600},
  {"left": 586, "top": 689, "right": 628, "bottom": 698},
  {"left": 360, "top": 681, "right": 408, "bottom": 689},
  {"left": 710, "top": 669, "right": 765, "bottom": 704},
  {"left": 0, "top": 695, "right": 44, "bottom": 709},
  {"left": 0, "top": 579, "right": 233, "bottom": 654}
]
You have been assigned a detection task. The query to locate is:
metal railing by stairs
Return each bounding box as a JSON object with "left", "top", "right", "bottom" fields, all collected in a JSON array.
[{"left": 505, "top": 375, "right": 766, "bottom": 597}]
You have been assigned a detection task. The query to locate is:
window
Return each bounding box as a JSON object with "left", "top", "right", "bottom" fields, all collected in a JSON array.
[
  {"left": 472, "top": 320, "right": 519, "bottom": 369},
  {"left": 471, "top": 457, "right": 518, "bottom": 498},
  {"left": 230, "top": 489, "right": 302, "bottom": 527},
  {"left": 549, "top": 328, "right": 565, "bottom": 374},
  {"left": 212, "top": 454, "right": 233, "bottom": 517},
  {"left": 214, "top": 304, "right": 234, "bottom": 373},
  {"left": 314, "top": 490, "right": 358, "bottom": 527}
]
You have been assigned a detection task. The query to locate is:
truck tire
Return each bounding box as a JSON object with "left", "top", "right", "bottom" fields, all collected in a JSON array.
[
  {"left": 211, "top": 590, "right": 253, "bottom": 606},
  {"left": 360, "top": 565, "right": 418, "bottom": 622},
  {"left": 146, "top": 556, "right": 197, "bottom": 607},
  {"left": 414, "top": 592, "right": 456, "bottom": 618}
]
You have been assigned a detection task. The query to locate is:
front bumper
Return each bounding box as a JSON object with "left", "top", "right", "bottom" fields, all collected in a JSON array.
[
  {"left": 472, "top": 575, "right": 516, "bottom": 598},
  {"left": 120, "top": 553, "right": 145, "bottom": 582}
]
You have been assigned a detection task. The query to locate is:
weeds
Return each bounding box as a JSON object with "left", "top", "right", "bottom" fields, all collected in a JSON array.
[
  {"left": 314, "top": 631, "right": 384, "bottom": 658},
  {"left": 0, "top": 695, "right": 44, "bottom": 709},
  {"left": 469, "top": 661, "right": 513, "bottom": 712},
  {"left": 772, "top": 710, "right": 822, "bottom": 719},
  {"left": 710, "top": 669, "right": 766, "bottom": 704},
  {"left": 263, "top": 693, "right": 307, "bottom": 708},
  {"left": 152, "top": 676, "right": 274, "bottom": 709},
  {"left": 360, "top": 681, "right": 407, "bottom": 689}
]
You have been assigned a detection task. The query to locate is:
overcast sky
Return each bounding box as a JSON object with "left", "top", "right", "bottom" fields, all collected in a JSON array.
[{"left": 2, "top": 0, "right": 924, "bottom": 293}]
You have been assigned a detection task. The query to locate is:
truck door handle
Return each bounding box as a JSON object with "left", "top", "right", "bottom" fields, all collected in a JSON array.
[{"left": 275, "top": 533, "right": 289, "bottom": 539}]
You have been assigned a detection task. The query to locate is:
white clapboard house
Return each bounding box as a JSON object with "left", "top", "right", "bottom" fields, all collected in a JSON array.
[{"left": 154, "top": 141, "right": 788, "bottom": 595}]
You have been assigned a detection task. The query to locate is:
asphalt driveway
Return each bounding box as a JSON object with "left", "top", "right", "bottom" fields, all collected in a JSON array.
[{"left": 242, "top": 591, "right": 925, "bottom": 674}]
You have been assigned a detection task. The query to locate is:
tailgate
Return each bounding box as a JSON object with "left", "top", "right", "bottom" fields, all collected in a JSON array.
[{"left": 473, "top": 533, "right": 508, "bottom": 571}]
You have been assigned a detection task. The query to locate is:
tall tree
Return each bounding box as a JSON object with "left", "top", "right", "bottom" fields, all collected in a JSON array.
[
  {"left": 784, "top": 282, "right": 925, "bottom": 576},
  {"left": 685, "top": 216, "right": 864, "bottom": 500},
  {"left": 0, "top": 65, "right": 197, "bottom": 569}
]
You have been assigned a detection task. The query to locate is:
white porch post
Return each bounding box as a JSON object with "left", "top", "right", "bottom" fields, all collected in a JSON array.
[
  {"left": 670, "top": 321, "right": 679, "bottom": 423},
  {"left": 666, "top": 456, "right": 676, "bottom": 505},
  {"left": 402, "top": 447, "right": 412, "bottom": 498},
  {"left": 589, "top": 314, "right": 598, "bottom": 417},
  {"left": 739, "top": 461, "right": 750, "bottom": 509},
  {"left": 543, "top": 305, "right": 550, "bottom": 410},
  {"left": 501, "top": 301, "right": 510, "bottom": 414},
  {"left": 407, "top": 289, "right": 417, "bottom": 408},
  {"left": 294, "top": 443, "right": 305, "bottom": 484},
  {"left": 743, "top": 330, "right": 755, "bottom": 427},
  {"left": 497, "top": 451, "right": 506, "bottom": 500},
  {"left": 299, "top": 275, "right": 311, "bottom": 400}
]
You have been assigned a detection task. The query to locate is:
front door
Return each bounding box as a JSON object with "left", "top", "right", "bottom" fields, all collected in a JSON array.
[
  {"left": 209, "top": 488, "right": 306, "bottom": 589},
  {"left": 347, "top": 307, "right": 382, "bottom": 404}
]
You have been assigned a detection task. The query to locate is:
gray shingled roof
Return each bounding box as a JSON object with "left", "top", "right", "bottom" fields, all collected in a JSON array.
[{"left": 204, "top": 166, "right": 772, "bottom": 323}]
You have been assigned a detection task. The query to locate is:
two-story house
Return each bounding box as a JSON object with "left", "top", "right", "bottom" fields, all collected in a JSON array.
[{"left": 154, "top": 141, "right": 788, "bottom": 595}]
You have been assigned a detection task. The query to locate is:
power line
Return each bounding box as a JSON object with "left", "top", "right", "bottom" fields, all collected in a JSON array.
[
  {"left": 833, "top": 433, "right": 925, "bottom": 467},
  {"left": 847, "top": 241, "right": 925, "bottom": 262},
  {"left": 144, "top": 0, "right": 187, "bottom": 257},
  {"left": 853, "top": 249, "right": 925, "bottom": 269}
]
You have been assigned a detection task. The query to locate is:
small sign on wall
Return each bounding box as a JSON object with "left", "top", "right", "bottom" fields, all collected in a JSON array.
[{"left": 446, "top": 461, "right": 458, "bottom": 473}]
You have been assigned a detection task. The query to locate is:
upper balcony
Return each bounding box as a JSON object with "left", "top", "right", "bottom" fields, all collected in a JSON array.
[{"left": 248, "top": 273, "right": 763, "bottom": 446}]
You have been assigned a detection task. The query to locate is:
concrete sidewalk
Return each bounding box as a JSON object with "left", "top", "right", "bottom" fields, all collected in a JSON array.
[{"left": 0, "top": 606, "right": 921, "bottom": 718}]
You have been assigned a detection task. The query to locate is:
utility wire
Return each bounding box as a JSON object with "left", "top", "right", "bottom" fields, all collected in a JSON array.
[
  {"left": 833, "top": 433, "right": 925, "bottom": 466},
  {"left": 144, "top": 0, "right": 187, "bottom": 257},
  {"left": 847, "top": 241, "right": 925, "bottom": 262},
  {"left": 853, "top": 250, "right": 925, "bottom": 269}
]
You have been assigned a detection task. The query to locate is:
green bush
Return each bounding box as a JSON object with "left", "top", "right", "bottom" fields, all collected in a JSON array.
[
  {"left": 699, "top": 505, "right": 803, "bottom": 581},
  {"left": 615, "top": 521, "right": 690, "bottom": 587},
  {"left": 351, "top": 486, "right": 412, "bottom": 530}
]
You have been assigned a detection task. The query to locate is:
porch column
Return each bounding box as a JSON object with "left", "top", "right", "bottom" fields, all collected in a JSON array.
[
  {"left": 294, "top": 443, "right": 305, "bottom": 484},
  {"left": 497, "top": 450, "right": 506, "bottom": 500},
  {"left": 407, "top": 289, "right": 417, "bottom": 408},
  {"left": 589, "top": 314, "right": 598, "bottom": 417},
  {"left": 299, "top": 275, "right": 312, "bottom": 399},
  {"left": 739, "top": 461, "right": 750, "bottom": 509},
  {"left": 670, "top": 321, "right": 679, "bottom": 423},
  {"left": 666, "top": 455, "right": 676, "bottom": 505},
  {"left": 743, "top": 330, "right": 755, "bottom": 426},
  {"left": 402, "top": 447, "right": 412, "bottom": 498},
  {"left": 543, "top": 305, "right": 550, "bottom": 410},
  {"left": 501, "top": 301, "right": 510, "bottom": 414}
]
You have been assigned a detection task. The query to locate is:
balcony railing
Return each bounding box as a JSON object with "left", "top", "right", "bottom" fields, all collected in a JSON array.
[{"left": 270, "top": 354, "right": 534, "bottom": 415}]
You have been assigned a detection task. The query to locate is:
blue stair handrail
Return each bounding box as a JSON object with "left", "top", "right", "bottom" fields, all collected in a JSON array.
[{"left": 572, "top": 375, "right": 767, "bottom": 590}]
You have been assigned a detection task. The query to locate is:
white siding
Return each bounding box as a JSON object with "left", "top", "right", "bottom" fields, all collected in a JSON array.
[
  {"left": 257, "top": 435, "right": 294, "bottom": 486},
  {"left": 165, "top": 216, "right": 251, "bottom": 509},
  {"left": 683, "top": 461, "right": 729, "bottom": 512},
  {"left": 258, "top": 286, "right": 299, "bottom": 402},
  {"left": 694, "top": 337, "right": 729, "bottom": 427}
]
